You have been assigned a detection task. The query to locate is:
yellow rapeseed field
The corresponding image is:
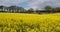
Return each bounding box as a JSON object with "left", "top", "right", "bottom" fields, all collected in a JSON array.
[{"left": 0, "top": 13, "right": 60, "bottom": 32}]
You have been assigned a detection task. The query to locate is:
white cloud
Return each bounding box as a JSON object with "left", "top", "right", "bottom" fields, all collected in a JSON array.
[
  {"left": 27, "top": 0, "right": 50, "bottom": 9},
  {"left": 27, "top": 0, "right": 60, "bottom": 9},
  {"left": 0, "top": 0, "right": 60, "bottom": 9},
  {"left": 0, "top": 0, "right": 28, "bottom": 6}
]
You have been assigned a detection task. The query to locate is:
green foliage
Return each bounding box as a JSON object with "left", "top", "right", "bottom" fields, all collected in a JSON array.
[
  {"left": 0, "top": 19, "right": 60, "bottom": 32},
  {"left": 0, "top": 5, "right": 60, "bottom": 14},
  {"left": 27, "top": 8, "right": 34, "bottom": 13}
]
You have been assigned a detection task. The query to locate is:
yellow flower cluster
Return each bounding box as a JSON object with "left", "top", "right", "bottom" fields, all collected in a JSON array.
[{"left": 0, "top": 13, "right": 60, "bottom": 32}]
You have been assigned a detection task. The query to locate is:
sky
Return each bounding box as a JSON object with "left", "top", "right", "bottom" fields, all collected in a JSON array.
[{"left": 0, "top": 0, "right": 60, "bottom": 9}]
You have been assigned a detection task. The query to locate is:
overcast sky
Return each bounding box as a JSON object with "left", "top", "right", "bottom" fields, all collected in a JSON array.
[{"left": 0, "top": 0, "right": 60, "bottom": 9}]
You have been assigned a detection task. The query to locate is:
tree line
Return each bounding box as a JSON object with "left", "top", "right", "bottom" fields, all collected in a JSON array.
[{"left": 0, "top": 5, "right": 60, "bottom": 14}]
